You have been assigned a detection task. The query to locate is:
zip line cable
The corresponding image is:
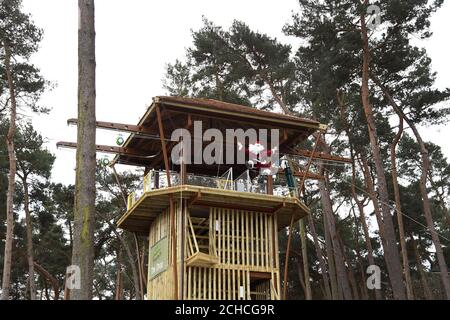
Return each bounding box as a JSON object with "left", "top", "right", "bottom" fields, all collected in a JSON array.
[
  {"left": 308, "top": 160, "right": 450, "bottom": 243},
  {"left": 283, "top": 153, "right": 450, "bottom": 243}
]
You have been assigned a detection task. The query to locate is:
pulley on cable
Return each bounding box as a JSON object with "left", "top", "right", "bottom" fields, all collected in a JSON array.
[
  {"left": 116, "top": 134, "right": 125, "bottom": 146},
  {"left": 98, "top": 156, "right": 111, "bottom": 169}
]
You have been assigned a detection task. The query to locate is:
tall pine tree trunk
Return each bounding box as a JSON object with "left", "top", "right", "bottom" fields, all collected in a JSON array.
[
  {"left": 350, "top": 158, "right": 381, "bottom": 300},
  {"left": 373, "top": 76, "right": 450, "bottom": 299},
  {"left": 115, "top": 246, "right": 123, "bottom": 300},
  {"left": 277, "top": 97, "right": 312, "bottom": 300},
  {"left": 21, "top": 177, "right": 37, "bottom": 300},
  {"left": 299, "top": 220, "right": 312, "bottom": 299},
  {"left": 97, "top": 211, "right": 142, "bottom": 300},
  {"left": 71, "top": 0, "right": 96, "bottom": 300},
  {"left": 339, "top": 93, "right": 381, "bottom": 299},
  {"left": 359, "top": 154, "right": 385, "bottom": 241},
  {"left": 390, "top": 117, "right": 414, "bottom": 299},
  {"left": 404, "top": 119, "right": 449, "bottom": 299},
  {"left": 339, "top": 235, "right": 359, "bottom": 300},
  {"left": 34, "top": 262, "right": 60, "bottom": 300},
  {"left": 359, "top": 6, "right": 406, "bottom": 299},
  {"left": 411, "top": 236, "right": 434, "bottom": 300},
  {"left": 322, "top": 197, "right": 339, "bottom": 299},
  {"left": 1, "top": 41, "right": 16, "bottom": 301},
  {"left": 319, "top": 174, "right": 352, "bottom": 299},
  {"left": 307, "top": 214, "right": 332, "bottom": 299}
]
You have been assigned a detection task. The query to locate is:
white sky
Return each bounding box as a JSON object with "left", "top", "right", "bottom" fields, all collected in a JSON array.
[{"left": 20, "top": 0, "right": 450, "bottom": 186}]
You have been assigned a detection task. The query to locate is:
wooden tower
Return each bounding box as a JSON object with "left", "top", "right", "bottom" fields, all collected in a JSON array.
[
  {"left": 62, "top": 96, "right": 334, "bottom": 300},
  {"left": 113, "top": 97, "right": 329, "bottom": 300}
]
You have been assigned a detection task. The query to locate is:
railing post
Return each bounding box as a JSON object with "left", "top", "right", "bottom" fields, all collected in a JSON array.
[
  {"left": 267, "top": 175, "right": 274, "bottom": 195},
  {"left": 154, "top": 171, "right": 160, "bottom": 189},
  {"left": 127, "top": 192, "right": 135, "bottom": 210}
]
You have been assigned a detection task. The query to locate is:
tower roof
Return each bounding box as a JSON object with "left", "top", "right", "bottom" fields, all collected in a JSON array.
[{"left": 112, "top": 96, "right": 325, "bottom": 175}]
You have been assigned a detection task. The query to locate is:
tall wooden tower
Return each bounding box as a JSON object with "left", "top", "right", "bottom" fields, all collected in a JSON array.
[
  {"left": 66, "top": 96, "right": 331, "bottom": 300},
  {"left": 113, "top": 97, "right": 328, "bottom": 300}
]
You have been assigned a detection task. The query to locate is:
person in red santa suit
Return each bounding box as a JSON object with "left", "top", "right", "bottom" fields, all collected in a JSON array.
[{"left": 237, "top": 140, "right": 279, "bottom": 175}]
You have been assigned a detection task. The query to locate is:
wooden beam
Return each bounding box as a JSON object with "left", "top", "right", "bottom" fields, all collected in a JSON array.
[
  {"left": 291, "top": 149, "right": 352, "bottom": 164},
  {"left": 191, "top": 200, "right": 276, "bottom": 213},
  {"left": 187, "top": 191, "right": 202, "bottom": 207},
  {"left": 155, "top": 105, "right": 171, "bottom": 186},
  {"left": 249, "top": 271, "right": 272, "bottom": 281},
  {"left": 272, "top": 202, "right": 286, "bottom": 215},
  {"left": 277, "top": 168, "right": 324, "bottom": 181},
  {"left": 158, "top": 100, "right": 324, "bottom": 131},
  {"left": 291, "top": 170, "right": 324, "bottom": 181},
  {"left": 148, "top": 114, "right": 194, "bottom": 169},
  {"left": 56, "top": 141, "right": 159, "bottom": 159},
  {"left": 155, "top": 103, "right": 178, "bottom": 300},
  {"left": 67, "top": 118, "right": 166, "bottom": 139}
]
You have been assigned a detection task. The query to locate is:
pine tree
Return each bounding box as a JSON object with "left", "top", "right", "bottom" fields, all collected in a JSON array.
[
  {"left": 71, "top": 0, "right": 97, "bottom": 300},
  {"left": 284, "top": 0, "right": 447, "bottom": 299},
  {"left": 14, "top": 123, "right": 55, "bottom": 299},
  {"left": 0, "top": 0, "right": 46, "bottom": 299}
]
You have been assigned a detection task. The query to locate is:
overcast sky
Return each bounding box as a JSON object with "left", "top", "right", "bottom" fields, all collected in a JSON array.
[{"left": 20, "top": 0, "right": 450, "bottom": 186}]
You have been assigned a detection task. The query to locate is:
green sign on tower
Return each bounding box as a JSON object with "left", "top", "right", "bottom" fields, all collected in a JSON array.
[{"left": 149, "top": 237, "right": 169, "bottom": 279}]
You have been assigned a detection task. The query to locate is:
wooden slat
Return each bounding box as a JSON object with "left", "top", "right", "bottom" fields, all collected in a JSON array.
[
  {"left": 250, "top": 211, "right": 254, "bottom": 267},
  {"left": 226, "top": 209, "right": 230, "bottom": 265},
  {"left": 213, "top": 267, "right": 216, "bottom": 300},
  {"left": 241, "top": 210, "right": 245, "bottom": 267},
  {"left": 265, "top": 213, "right": 269, "bottom": 268},
  {"left": 256, "top": 212, "right": 260, "bottom": 267},
  {"left": 245, "top": 211, "right": 250, "bottom": 268},
  {"left": 231, "top": 209, "right": 235, "bottom": 266},
  {"left": 203, "top": 267, "right": 207, "bottom": 300}
]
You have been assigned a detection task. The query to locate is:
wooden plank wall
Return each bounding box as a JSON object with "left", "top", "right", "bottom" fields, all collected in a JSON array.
[
  {"left": 147, "top": 204, "right": 281, "bottom": 300},
  {"left": 185, "top": 267, "right": 250, "bottom": 300},
  {"left": 212, "top": 208, "right": 274, "bottom": 270},
  {"left": 147, "top": 201, "right": 180, "bottom": 300},
  {"left": 184, "top": 207, "right": 280, "bottom": 300}
]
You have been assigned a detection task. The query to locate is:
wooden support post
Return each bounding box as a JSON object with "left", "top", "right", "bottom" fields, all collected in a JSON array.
[
  {"left": 156, "top": 105, "right": 171, "bottom": 187},
  {"left": 155, "top": 103, "right": 178, "bottom": 300},
  {"left": 148, "top": 114, "right": 194, "bottom": 169},
  {"left": 181, "top": 130, "right": 187, "bottom": 185},
  {"left": 300, "top": 219, "right": 312, "bottom": 300},
  {"left": 273, "top": 215, "right": 281, "bottom": 297},
  {"left": 282, "top": 213, "right": 295, "bottom": 300},
  {"left": 111, "top": 164, "right": 128, "bottom": 208},
  {"left": 299, "top": 134, "right": 320, "bottom": 196},
  {"left": 180, "top": 200, "right": 186, "bottom": 299},
  {"left": 133, "top": 233, "right": 144, "bottom": 300},
  {"left": 294, "top": 134, "right": 319, "bottom": 300},
  {"left": 188, "top": 192, "right": 202, "bottom": 207},
  {"left": 267, "top": 175, "right": 274, "bottom": 195}
]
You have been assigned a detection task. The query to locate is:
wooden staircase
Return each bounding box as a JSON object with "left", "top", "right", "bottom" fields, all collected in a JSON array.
[{"left": 186, "top": 215, "right": 219, "bottom": 267}]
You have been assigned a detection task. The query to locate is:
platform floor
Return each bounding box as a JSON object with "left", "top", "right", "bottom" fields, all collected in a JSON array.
[{"left": 117, "top": 185, "right": 309, "bottom": 234}]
